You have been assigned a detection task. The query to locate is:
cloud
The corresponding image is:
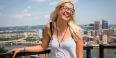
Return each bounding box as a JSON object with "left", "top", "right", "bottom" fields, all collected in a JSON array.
[
  {"left": 30, "top": 0, "right": 46, "bottom": 2},
  {"left": 14, "top": 6, "right": 31, "bottom": 18},
  {"left": 24, "top": 9, "right": 28, "bottom": 12},
  {"left": 14, "top": 12, "right": 31, "bottom": 18},
  {"left": 50, "top": 1, "right": 57, "bottom": 5},
  {"left": 44, "top": 15, "right": 50, "bottom": 18},
  {"left": 28, "top": 6, "right": 31, "bottom": 9},
  {"left": 0, "top": 5, "right": 4, "bottom": 10},
  {"left": 0, "top": 12, "right": 2, "bottom": 16}
]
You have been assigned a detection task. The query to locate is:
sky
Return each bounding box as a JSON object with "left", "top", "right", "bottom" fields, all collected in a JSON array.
[{"left": 0, "top": 0, "right": 116, "bottom": 27}]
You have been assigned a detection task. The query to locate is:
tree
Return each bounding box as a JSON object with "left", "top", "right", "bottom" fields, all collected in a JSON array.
[
  {"left": 0, "top": 46, "right": 7, "bottom": 53},
  {"left": 0, "top": 46, "right": 22, "bottom": 58}
]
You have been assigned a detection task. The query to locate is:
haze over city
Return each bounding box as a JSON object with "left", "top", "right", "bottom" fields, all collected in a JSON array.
[{"left": 0, "top": 0, "right": 116, "bottom": 27}]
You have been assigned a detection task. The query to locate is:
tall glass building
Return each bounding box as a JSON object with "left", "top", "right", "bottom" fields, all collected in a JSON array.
[{"left": 102, "top": 19, "right": 108, "bottom": 29}]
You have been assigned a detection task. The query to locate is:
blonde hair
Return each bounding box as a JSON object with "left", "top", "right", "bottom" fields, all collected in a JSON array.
[{"left": 50, "top": 0, "right": 82, "bottom": 41}]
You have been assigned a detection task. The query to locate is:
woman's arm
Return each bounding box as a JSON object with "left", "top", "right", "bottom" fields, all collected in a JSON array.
[
  {"left": 24, "top": 23, "right": 51, "bottom": 52},
  {"left": 76, "top": 37, "right": 83, "bottom": 58},
  {"left": 7, "top": 23, "right": 51, "bottom": 57}
]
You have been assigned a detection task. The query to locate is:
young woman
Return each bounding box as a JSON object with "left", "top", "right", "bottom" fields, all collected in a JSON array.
[{"left": 7, "top": 0, "right": 83, "bottom": 58}]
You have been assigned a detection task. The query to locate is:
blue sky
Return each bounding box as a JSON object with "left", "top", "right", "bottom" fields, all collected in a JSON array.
[{"left": 0, "top": 0, "right": 116, "bottom": 27}]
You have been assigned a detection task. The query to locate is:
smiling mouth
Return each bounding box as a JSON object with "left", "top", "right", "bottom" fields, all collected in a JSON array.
[{"left": 63, "top": 12, "right": 70, "bottom": 18}]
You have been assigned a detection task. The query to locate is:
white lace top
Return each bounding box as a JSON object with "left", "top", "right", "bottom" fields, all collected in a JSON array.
[{"left": 49, "top": 35, "right": 77, "bottom": 58}]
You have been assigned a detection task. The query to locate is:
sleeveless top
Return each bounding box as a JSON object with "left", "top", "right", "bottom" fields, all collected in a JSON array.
[{"left": 49, "top": 35, "right": 77, "bottom": 58}]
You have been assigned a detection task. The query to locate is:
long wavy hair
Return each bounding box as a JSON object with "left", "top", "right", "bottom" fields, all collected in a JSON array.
[{"left": 50, "top": 0, "right": 82, "bottom": 41}]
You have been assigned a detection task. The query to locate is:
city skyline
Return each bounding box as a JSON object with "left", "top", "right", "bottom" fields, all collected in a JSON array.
[{"left": 0, "top": 0, "right": 116, "bottom": 27}]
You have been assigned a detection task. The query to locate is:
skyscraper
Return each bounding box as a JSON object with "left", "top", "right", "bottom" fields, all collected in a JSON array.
[
  {"left": 94, "top": 21, "right": 100, "bottom": 30},
  {"left": 102, "top": 19, "right": 108, "bottom": 29}
]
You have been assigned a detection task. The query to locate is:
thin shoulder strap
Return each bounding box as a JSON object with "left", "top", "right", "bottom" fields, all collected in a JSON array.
[{"left": 50, "top": 22, "right": 54, "bottom": 36}]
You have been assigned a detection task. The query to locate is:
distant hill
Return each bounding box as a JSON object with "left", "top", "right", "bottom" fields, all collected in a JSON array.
[{"left": 0, "top": 25, "right": 45, "bottom": 31}]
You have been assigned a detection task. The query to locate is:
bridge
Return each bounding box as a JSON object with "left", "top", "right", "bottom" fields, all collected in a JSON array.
[{"left": 0, "top": 40, "right": 42, "bottom": 45}]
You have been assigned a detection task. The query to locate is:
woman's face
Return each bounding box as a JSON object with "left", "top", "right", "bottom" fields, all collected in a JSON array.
[{"left": 58, "top": 3, "right": 74, "bottom": 21}]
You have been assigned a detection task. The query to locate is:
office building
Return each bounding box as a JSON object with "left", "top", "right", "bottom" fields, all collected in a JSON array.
[
  {"left": 102, "top": 29, "right": 113, "bottom": 37},
  {"left": 88, "top": 30, "right": 98, "bottom": 37},
  {"left": 84, "top": 24, "right": 94, "bottom": 35},
  {"left": 102, "top": 19, "right": 108, "bottom": 29},
  {"left": 94, "top": 21, "right": 100, "bottom": 30},
  {"left": 102, "top": 34, "right": 108, "bottom": 44}
]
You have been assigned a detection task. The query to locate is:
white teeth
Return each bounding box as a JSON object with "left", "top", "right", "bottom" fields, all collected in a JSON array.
[
  {"left": 66, "top": 14, "right": 68, "bottom": 17},
  {"left": 64, "top": 13, "right": 69, "bottom": 17}
]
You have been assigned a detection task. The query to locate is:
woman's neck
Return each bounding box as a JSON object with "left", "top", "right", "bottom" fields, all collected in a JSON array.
[{"left": 56, "top": 18, "right": 68, "bottom": 32}]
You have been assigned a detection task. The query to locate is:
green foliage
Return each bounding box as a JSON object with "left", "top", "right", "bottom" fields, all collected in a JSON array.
[
  {"left": 14, "top": 56, "right": 22, "bottom": 58},
  {"left": 25, "top": 37, "right": 38, "bottom": 42},
  {"left": 0, "top": 46, "right": 8, "bottom": 53},
  {"left": 0, "top": 38, "right": 11, "bottom": 41},
  {"left": 0, "top": 46, "right": 23, "bottom": 58}
]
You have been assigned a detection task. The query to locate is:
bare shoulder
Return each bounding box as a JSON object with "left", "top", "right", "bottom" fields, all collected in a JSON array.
[
  {"left": 45, "top": 23, "right": 50, "bottom": 29},
  {"left": 44, "top": 23, "right": 51, "bottom": 37}
]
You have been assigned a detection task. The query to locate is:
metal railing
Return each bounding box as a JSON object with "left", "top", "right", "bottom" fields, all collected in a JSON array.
[
  {"left": 99, "top": 44, "right": 116, "bottom": 58},
  {"left": 0, "top": 46, "right": 93, "bottom": 58}
]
